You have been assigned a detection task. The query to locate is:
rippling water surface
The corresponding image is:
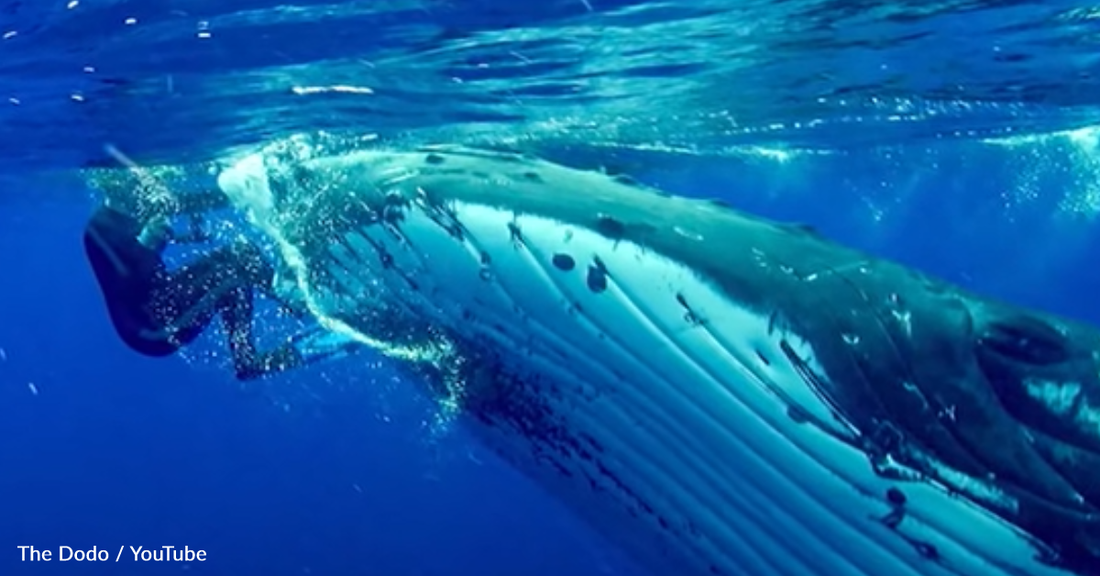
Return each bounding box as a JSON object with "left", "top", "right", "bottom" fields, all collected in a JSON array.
[
  {"left": 2, "top": 0, "right": 1100, "bottom": 168},
  {"left": 5, "top": 0, "right": 1095, "bottom": 293}
]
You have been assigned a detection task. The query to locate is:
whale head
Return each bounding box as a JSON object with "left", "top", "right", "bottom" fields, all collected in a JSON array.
[{"left": 216, "top": 143, "right": 1100, "bottom": 576}]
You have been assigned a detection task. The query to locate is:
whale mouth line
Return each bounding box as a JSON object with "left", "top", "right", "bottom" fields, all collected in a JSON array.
[{"left": 216, "top": 146, "right": 1069, "bottom": 576}]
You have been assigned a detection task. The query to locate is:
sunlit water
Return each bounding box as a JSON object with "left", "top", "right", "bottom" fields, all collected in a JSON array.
[
  {"left": 3, "top": 1, "right": 1100, "bottom": 243},
  {"left": 3, "top": 0, "right": 1100, "bottom": 165},
  {"left": 4, "top": 0, "right": 1100, "bottom": 269}
]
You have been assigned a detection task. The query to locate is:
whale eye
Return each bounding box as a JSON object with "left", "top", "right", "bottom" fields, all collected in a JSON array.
[{"left": 978, "top": 315, "right": 1069, "bottom": 366}]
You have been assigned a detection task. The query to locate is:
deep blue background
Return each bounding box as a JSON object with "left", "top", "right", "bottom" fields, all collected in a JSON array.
[{"left": 0, "top": 186, "right": 637, "bottom": 575}]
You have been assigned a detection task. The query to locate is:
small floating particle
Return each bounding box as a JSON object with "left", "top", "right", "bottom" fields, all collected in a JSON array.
[
  {"left": 67, "top": 0, "right": 79, "bottom": 9},
  {"left": 8, "top": 98, "right": 19, "bottom": 105},
  {"left": 28, "top": 382, "right": 38, "bottom": 396},
  {"left": 291, "top": 85, "right": 374, "bottom": 96},
  {"left": 2, "top": 31, "right": 16, "bottom": 40},
  {"left": 352, "top": 483, "right": 363, "bottom": 493},
  {"left": 0, "top": 347, "right": 6, "bottom": 361},
  {"left": 124, "top": 17, "right": 137, "bottom": 25},
  {"left": 70, "top": 93, "right": 85, "bottom": 102}
]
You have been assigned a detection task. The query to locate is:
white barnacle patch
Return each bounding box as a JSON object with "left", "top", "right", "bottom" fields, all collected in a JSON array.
[
  {"left": 1075, "top": 398, "right": 1100, "bottom": 430},
  {"left": 902, "top": 381, "right": 931, "bottom": 412},
  {"left": 1023, "top": 378, "right": 1080, "bottom": 416},
  {"left": 892, "top": 308, "right": 913, "bottom": 337},
  {"left": 673, "top": 226, "right": 703, "bottom": 241}
]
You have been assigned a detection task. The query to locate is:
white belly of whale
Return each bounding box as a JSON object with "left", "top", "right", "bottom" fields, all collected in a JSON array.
[
  {"left": 219, "top": 157, "right": 1062, "bottom": 576},
  {"left": 317, "top": 202, "right": 1060, "bottom": 576}
]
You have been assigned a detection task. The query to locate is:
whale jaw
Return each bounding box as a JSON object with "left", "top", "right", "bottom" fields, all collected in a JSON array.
[{"left": 218, "top": 148, "right": 1067, "bottom": 576}]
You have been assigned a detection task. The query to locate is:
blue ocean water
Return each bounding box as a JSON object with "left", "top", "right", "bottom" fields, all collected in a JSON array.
[{"left": 2, "top": 1, "right": 1100, "bottom": 575}]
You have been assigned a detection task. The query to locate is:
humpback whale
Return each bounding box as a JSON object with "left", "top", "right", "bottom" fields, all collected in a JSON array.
[{"left": 215, "top": 144, "right": 1100, "bottom": 576}]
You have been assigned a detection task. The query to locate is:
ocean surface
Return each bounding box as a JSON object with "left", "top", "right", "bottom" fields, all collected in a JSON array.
[{"left": 2, "top": 0, "right": 1100, "bottom": 575}]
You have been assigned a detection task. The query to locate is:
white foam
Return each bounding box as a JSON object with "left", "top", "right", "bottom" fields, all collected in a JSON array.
[{"left": 216, "top": 153, "right": 277, "bottom": 229}]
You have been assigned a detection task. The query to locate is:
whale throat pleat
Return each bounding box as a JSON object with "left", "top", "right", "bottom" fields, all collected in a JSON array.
[
  {"left": 215, "top": 148, "right": 1060, "bottom": 576},
  {"left": 297, "top": 197, "right": 1059, "bottom": 576}
]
